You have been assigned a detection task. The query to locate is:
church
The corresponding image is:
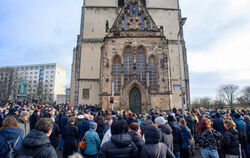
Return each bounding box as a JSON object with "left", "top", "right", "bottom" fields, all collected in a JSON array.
[{"left": 70, "top": 0, "right": 190, "bottom": 113}]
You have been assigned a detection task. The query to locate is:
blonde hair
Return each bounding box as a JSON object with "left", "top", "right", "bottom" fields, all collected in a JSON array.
[
  {"left": 191, "top": 113, "right": 199, "bottom": 123},
  {"left": 224, "top": 119, "right": 236, "bottom": 129},
  {"left": 179, "top": 118, "right": 187, "bottom": 126},
  {"left": 224, "top": 114, "right": 231, "bottom": 120}
]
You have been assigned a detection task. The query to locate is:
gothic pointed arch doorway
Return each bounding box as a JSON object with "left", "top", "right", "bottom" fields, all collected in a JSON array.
[{"left": 129, "top": 86, "right": 142, "bottom": 113}]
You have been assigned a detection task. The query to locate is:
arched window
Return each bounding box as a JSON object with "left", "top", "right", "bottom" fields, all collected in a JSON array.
[
  {"left": 123, "top": 47, "right": 133, "bottom": 85},
  {"left": 148, "top": 57, "right": 157, "bottom": 91},
  {"left": 113, "top": 56, "right": 121, "bottom": 93},
  {"left": 136, "top": 47, "right": 146, "bottom": 85}
]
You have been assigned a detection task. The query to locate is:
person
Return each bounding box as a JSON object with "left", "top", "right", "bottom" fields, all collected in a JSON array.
[
  {"left": 16, "top": 118, "right": 57, "bottom": 158},
  {"left": 140, "top": 115, "right": 152, "bottom": 134},
  {"left": 101, "top": 117, "right": 113, "bottom": 147},
  {"left": 155, "top": 116, "right": 173, "bottom": 151},
  {"left": 78, "top": 114, "right": 90, "bottom": 143},
  {"left": 49, "top": 115, "right": 60, "bottom": 149},
  {"left": 212, "top": 112, "right": 224, "bottom": 134},
  {"left": 243, "top": 115, "right": 250, "bottom": 157},
  {"left": 223, "top": 119, "right": 240, "bottom": 158},
  {"left": 84, "top": 122, "right": 101, "bottom": 158},
  {"left": 140, "top": 124, "right": 175, "bottom": 158},
  {"left": 96, "top": 115, "right": 106, "bottom": 140},
  {"left": 0, "top": 116, "right": 23, "bottom": 158},
  {"left": 18, "top": 111, "right": 30, "bottom": 137},
  {"left": 29, "top": 109, "right": 38, "bottom": 130},
  {"left": 196, "top": 118, "right": 222, "bottom": 158},
  {"left": 62, "top": 117, "right": 78, "bottom": 158},
  {"left": 179, "top": 118, "right": 191, "bottom": 158},
  {"left": 168, "top": 115, "right": 183, "bottom": 158},
  {"left": 127, "top": 122, "right": 145, "bottom": 152},
  {"left": 98, "top": 119, "right": 138, "bottom": 158},
  {"left": 0, "top": 107, "right": 5, "bottom": 127},
  {"left": 234, "top": 113, "right": 247, "bottom": 158}
]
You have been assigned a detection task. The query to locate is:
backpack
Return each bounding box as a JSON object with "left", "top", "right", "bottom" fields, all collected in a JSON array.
[
  {"left": 16, "top": 144, "right": 49, "bottom": 158},
  {"left": 4, "top": 135, "right": 20, "bottom": 158}
]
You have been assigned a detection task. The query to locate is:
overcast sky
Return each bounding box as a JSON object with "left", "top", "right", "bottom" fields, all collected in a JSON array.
[{"left": 0, "top": 0, "right": 249, "bottom": 100}]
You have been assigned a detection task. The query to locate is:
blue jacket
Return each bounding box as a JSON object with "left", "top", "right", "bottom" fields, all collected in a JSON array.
[
  {"left": 180, "top": 125, "right": 191, "bottom": 149},
  {"left": 78, "top": 118, "right": 90, "bottom": 142},
  {"left": 234, "top": 118, "right": 246, "bottom": 137},
  {"left": 0, "top": 128, "right": 23, "bottom": 158},
  {"left": 84, "top": 129, "right": 101, "bottom": 155}
]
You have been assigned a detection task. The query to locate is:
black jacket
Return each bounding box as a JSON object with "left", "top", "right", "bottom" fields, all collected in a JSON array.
[
  {"left": 196, "top": 129, "right": 223, "bottom": 150},
  {"left": 62, "top": 123, "right": 78, "bottom": 158},
  {"left": 49, "top": 122, "right": 60, "bottom": 149},
  {"left": 17, "top": 129, "right": 57, "bottom": 158},
  {"left": 127, "top": 131, "right": 145, "bottom": 151},
  {"left": 98, "top": 134, "right": 138, "bottom": 158},
  {"left": 223, "top": 128, "right": 240, "bottom": 156},
  {"left": 185, "top": 116, "right": 194, "bottom": 135},
  {"left": 212, "top": 117, "right": 225, "bottom": 134},
  {"left": 168, "top": 121, "right": 183, "bottom": 152}
]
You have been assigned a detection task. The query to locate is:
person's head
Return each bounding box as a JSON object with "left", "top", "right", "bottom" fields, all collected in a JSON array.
[
  {"left": 111, "top": 120, "right": 127, "bottom": 135},
  {"left": 20, "top": 111, "right": 29, "bottom": 121},
  {"left": 89, "top": 122, "right": 97, "bottom": 130},
  {"left": 179, "top": 118, "right": 187, "bottom": 126},
  {"left": 1, "top": 116, "right": 19, "bottom": 129},
  {"left": 128, "top": 122, "right": 140, "bottom": 133},
  {"left": 69, "top": 153, "right": 83, "bottom": 158},
  {"left": 224, "top": 114, "right": 231, "bottom": 120},
  {"left": 35, "top": 118, "right": 53, "bottom": 136},
  {"left": 234, "top": 113, "right": 241, "bottom": 119},
  {"left": 144, "top": 125, "right": 161, "bottom": 144},
  {"left": 243, "top": 115, "right": 250, "bottom": 121},
  {"left": 84, "top": 114, "right": 89, "bottom": 120},
  {"left": 154, "top": 116, "right": 166, "bottom": 127},
  {"left": 89, "top": 115, "right": 94, "bottom": 121},
  {"left": 167, "top": 115, "right": 176, "bottom": 122},
  {"left": 68, "top": 117, "right": 75, "bottom": 124},
  {"left": 107, "top": 117, "right": 113, "bottom": 125},
  {"left": 197, "top": 118, "right": 211, "bottom": 133},
  {"left": 224, "top": 119, "right": 236, "bottom": 130}
]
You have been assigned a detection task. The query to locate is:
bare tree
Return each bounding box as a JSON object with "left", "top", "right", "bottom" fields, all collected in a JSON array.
[
  {"left": 237, "top": 86, "right": 250, "bottom": 107},
  {"left": 217, "top": 84, "right": 239, "bottom": 108},
  {"left": 191, "top": 96, "right": 212, "bottom": 109}
]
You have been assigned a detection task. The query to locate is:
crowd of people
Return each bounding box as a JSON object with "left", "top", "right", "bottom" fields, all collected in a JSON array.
[{"left": 0, "top": 102, "right": 249, "bottom": 158}]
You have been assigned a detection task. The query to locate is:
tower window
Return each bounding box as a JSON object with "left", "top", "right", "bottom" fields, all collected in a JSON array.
[
  {"left": 141, "top": 13, "right": 145, "bottom": 30},
  {"left": 141, "top": 0, "right": 146, "bottom": 7},
  {"left": 118, "top": 0, "right": 124, "bottom": 8}
]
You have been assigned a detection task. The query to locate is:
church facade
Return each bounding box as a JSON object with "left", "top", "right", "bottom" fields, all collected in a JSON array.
[{"left": 71, "top": 0, "right": 190, "bottom": 113}]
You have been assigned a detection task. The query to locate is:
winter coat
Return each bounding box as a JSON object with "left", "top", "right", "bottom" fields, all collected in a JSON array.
[
  {"left": 180, "top": 125, "right": 191, "bottom": 149},
  {"left": 62, "top": 123, "right": 78, "bottom": 158},
  {"left": 0, "top": 128, "right": 23, "bottom": 158},
  {"left": 185, "top": 116, "right": 195, "bottom": 135},
  {"left": 101, "top": 128, "right": 111, "bottom": 147},
  {"left": 49, "top": 122, "right": 60, "bottom": 149},
  {"left": 18, "top": 119, "right": 30, "bottom": 137},
  {"left": 74, "top": 115, "right": 84, "bottom": 127},
  {"left": 158, "top": 124, "right": 174, "bottom": 151},
  {"left": 16, "top": 129, "right": 57, "bottom": 158},
  {"left": 96, "top": 120, "right": 106, "bottom": 140},
  {"left": 141, "top": 124, "right": 175, "bottom": 158},
  {"left": 223, "top": 128, "right": 240, "bottom": 156},
  {"left": 127, "top": 131, "right": 145, "bottom": 151},
  {"left": 84, "top": 129, "right": 101, "bottom": 155},
  {"left": 168, "top": 120, "right": 183, "bottom": 152},
  {"left": 196, "top": 129, "right": 223, "bottom": 150},
  {"left": 212, "top": 117, "right": 225, "bottom": 134},
  {"left": 59, "top": 115, "right": 68, "bottom": 133},
  {"left": 29, "top": 111, "right": 38, "bottom": 130},
  {"left": 140, "top": 143, "right": 176, "bottom": 158},
  {"left": 98, "top": 134, "right": 138, "bottom": 158},
  {"left": 78, "top": 118, "right": 90, "bottom": 142}
]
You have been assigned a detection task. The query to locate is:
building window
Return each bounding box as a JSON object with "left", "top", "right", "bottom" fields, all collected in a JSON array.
[
  {"left": 123, "top": 46, "right": 133, "bottom": 85},
  {"left": 147, "top": 22, "right": 151, "bottom": 30},
  {"left": 113, "top": 56, "right": 121, "bottom": 93},
  {"left": 82, "top": 89, "right": 89, "bottom": 100},
  {"left": 136, "top": 47, "right": 146, "bottom": 85},
  {"left": 124, "top": 14, "right": 128, "bottom": 30},
  {"left": 135, "top": 3, "right": 138, "bottom": 16},
  {"left": 141, "top": 0, "right": 146, "bottom": 7},
  {"left": 51, "top": 71, "right": 54, "bottom": 74},
  {"left": 148, "top": 57, "right": 158, "bottom": 91},
  {"left": 129, "top": 3, "right": 133, "bottom": 16},
  {"left": 46, "top": 71, "right": 49, "bottom": 74},
  {"left": 141, "top": 13, "right": 145, "bottom": 30},
  {"left": 118, "top": 0, "right": 124, "bottom": 8}
]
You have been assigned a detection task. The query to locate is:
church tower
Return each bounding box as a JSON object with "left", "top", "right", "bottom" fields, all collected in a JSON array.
[{"left": 71, "top": 0, "right": 190, "bottom": 111}]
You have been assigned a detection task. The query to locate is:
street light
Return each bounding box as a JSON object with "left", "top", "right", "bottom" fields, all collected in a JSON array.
[{"left": 177, "top": 17, "right": 187, "bottom": 112}]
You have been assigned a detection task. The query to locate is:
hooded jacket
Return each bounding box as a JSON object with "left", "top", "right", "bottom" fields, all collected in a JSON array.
[
  {"left": 0, "top": 128, "right": 23, "bottom": 158},
  {"left": 16, "top": 129, "right": 57, "bottom": 158},
  {"left": 140, "top": 125, "right": 175, "bottom": 158},
  {"left": 127, "top": 131, "right": 145, "bottom": 151},
  {"left": 158, "top": 124, "right": 174, "bottom": 151},
  {"left": 98, "top": 134, "right": 138, "bottom": 158},
  {"left": 78, "top": 118, "right": 90, "bottom": 142},
  {"left": 168, "top": 116, "right": 183, "bottom": 153},
  {"left": 223, "top": 128, "right": 240, "bottom": 156}
]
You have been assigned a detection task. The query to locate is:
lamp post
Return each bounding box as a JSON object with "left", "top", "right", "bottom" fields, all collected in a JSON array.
[{"left": 177, "top": 17, "right": 187, "bottom": 112}]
